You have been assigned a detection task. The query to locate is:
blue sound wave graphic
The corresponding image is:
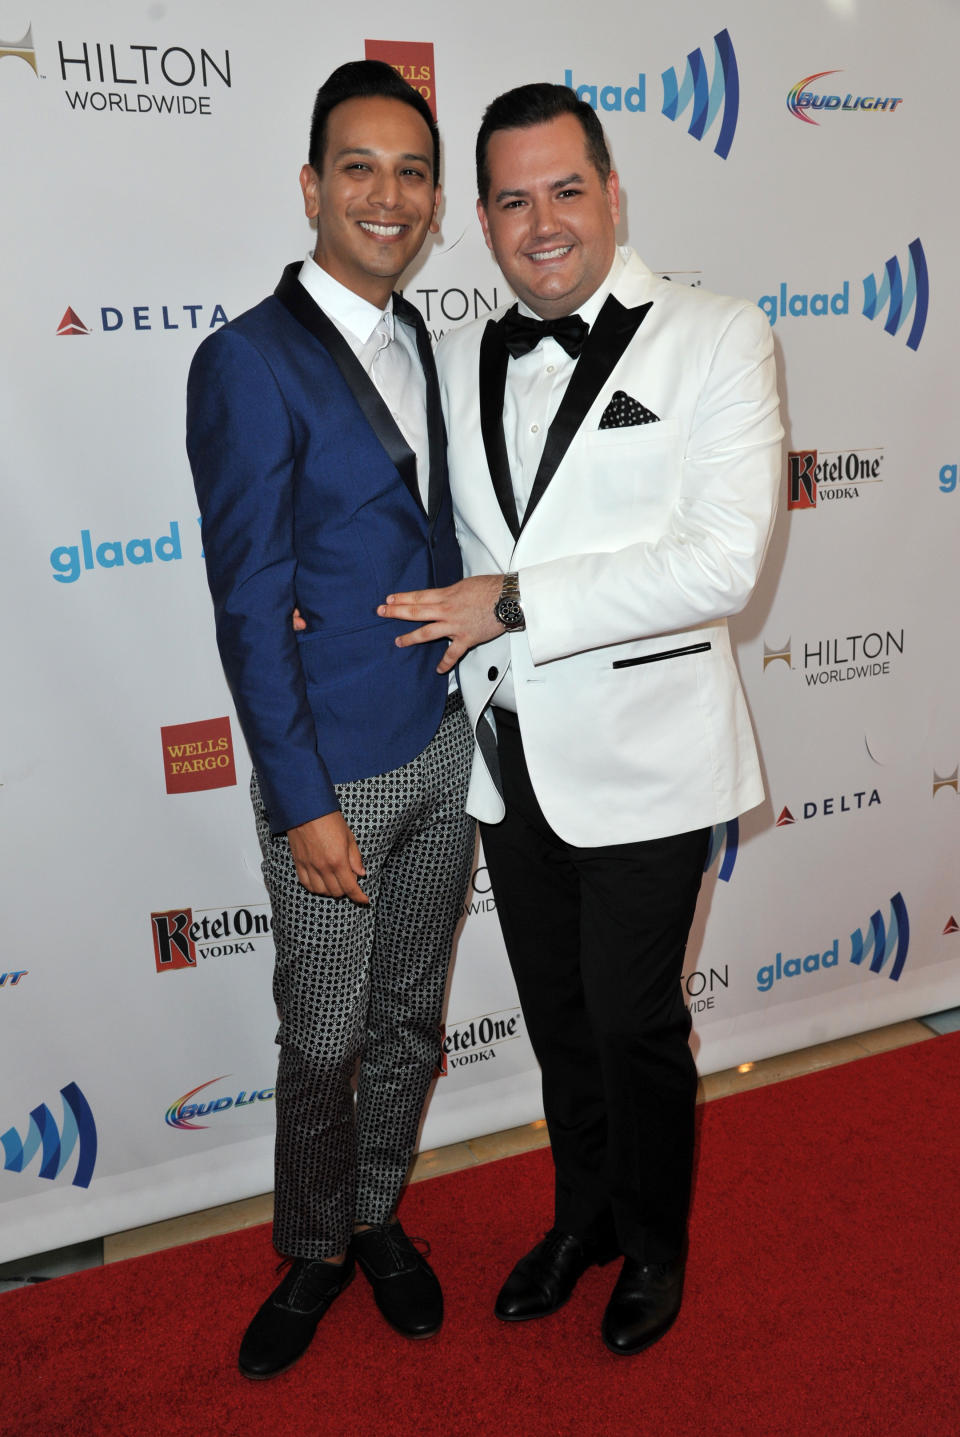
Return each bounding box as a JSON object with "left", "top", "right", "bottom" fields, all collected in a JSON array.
[
  {"left": 849, "top": 892, "right": 910, "bottom": 982},
  {"left": 704, "top": 817, "right": 739, "bottom": 883},
  {"left": 661, "top": 29, "right": 739, "bottom": 159},
  {"left": 862, "top": 239, "right": 929, "bottom": 351},
  {"left": 1, "top": 1083, "right": 98, "bottom": 1188}
]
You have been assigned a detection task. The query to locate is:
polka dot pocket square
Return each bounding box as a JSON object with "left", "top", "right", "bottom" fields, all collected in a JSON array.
[{"left": 598, "top": 390, "right": 660, "bottom": 429}]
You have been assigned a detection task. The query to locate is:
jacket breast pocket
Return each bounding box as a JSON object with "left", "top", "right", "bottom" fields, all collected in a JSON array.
[
  {"left": 581, "top": 420, "right": 680, "bottom": 524},
  {"left": 611, "top": 641, "right": 711, "bottom": 669}
]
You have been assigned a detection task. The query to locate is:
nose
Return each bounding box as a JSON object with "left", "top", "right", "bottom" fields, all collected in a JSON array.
[
  {"left": 529, "top": 196, "right": 560, "bottom": 237},
  {"left": 368, "top": 167, "right": 401, "bottom": 209}
]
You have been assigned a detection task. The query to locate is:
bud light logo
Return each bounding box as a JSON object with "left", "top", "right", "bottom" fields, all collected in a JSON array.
[
  {"left": 1, "top": 1082, "right": 98, "bottom": 1189},
  {"left": 862, "top": 239, "right": 929, "bottom": 352},
  {"left": 165, "top": 1077, "right": 275, "bottom": 1130},
  {"left": 704, "top": 818, "right": 738, "bottom": 882},
  {"left": 661, "top": 29, "right": 739, "bottom": 159}
]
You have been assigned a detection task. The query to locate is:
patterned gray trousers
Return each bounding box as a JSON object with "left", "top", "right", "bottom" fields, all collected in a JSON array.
[{"left": 252, "top": 694, "right": 475, "bottom": 1259}]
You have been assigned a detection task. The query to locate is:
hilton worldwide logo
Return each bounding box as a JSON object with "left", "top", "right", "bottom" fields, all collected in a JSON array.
[
  {"left": 933, "top": 766, "right": 958, "bottom": 798},
  {"left": 763, "top": 628, "right": 904, "bottom": 687},
  {"left": 0, "top": 24, "right": 38, "bottom": 73}
]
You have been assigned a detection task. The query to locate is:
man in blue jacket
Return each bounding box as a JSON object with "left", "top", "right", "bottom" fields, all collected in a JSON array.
[{"left": 186, "top": 60, "right": 474, "bottom": 1380}]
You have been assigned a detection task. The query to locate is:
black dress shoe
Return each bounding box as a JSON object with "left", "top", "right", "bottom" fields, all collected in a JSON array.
[
  {"left": 351, "top": 1221, "right": 442, "bottom": 1338},
  {"left": 238, "top": 1253, "right": 355, "bottom": 1379},
  {"left": 601, "top": 1255, "right": 685, "bottom": 1356},
  {"left": 495, "top": 1228, "right": 599, "bottom": 1322}
]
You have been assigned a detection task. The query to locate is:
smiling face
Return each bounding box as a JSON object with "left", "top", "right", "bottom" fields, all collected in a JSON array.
[
  {"left": 300, "top": 94, "right": 440, "bottom": 308},
  {"left": 477, "top": 112, "right": 619, "bottom": 319}
]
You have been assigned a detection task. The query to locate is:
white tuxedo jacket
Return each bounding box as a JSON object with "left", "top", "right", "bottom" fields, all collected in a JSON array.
[{"left": 437, "top": 249, "right": 782, "bottom": 846}]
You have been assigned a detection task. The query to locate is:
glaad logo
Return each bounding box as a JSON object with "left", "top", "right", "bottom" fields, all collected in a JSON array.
[
  {"left": 0, "top": 24, "right": 37, "bottom": 74},
  {"left": 787, "top": 70, "right": 903, "bottom": 125},
  {"left": 563, "top": 28, "right": 739, "bottom": 158},
  {"left": 757, "top": 892, "right": 909, "bottom": 993},
  {"left": 1, "top": 1082, "right": 98, "bottom": 1189},
  {"left": 364, "top": 39, "right": 436, "bottom": 119},
  {"left": 165, "top": 1077, "right": 275, "bottom": 1131},
  {"left": 787, "top": 448, "right": 885, "bottom": 509},
  {"left": 151, "top": 903, "right": 272, "bottom": 972},
  {"left": 758, "top": 239, "right": 929, "bottom": 351},
  {"left": 50, "top": 521, "right": 183, "bottom": 584},
  {"left": 703, "top": 819, "right": 738, "bottom": 882},
  {"left": 933, "top": 766, "right": 958, "bottom": 798},
  {"left": 763, "top": 630, "right": 904, "bottom": 686},
  {"left": 940, "top": 464, "right": 957, "bottom": 494}
]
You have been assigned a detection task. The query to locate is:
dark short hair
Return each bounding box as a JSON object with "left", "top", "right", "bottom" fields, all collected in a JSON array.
[
  {"left": 308, "top": 60, "right": 440, "bottom": 181},
  {"left": 476, "top": 83, "right": 611, "bottom": 202}
]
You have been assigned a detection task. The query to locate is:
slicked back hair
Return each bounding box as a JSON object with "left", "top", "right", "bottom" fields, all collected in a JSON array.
[
  {"left": 308, "top": 59, "right": 440, "bottom": 181},
  {"left": 476, "top": 83, "right": 611, "bottom": 203}
]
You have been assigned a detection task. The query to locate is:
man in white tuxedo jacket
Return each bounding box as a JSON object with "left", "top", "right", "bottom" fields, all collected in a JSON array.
[{"left": 380, "top": 83, "right": 782, "bottom": 1356}]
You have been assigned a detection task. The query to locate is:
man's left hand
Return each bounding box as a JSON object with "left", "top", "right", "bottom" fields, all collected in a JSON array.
[{"left": 378, "top": 575, "right": 504, "bottom": 674}]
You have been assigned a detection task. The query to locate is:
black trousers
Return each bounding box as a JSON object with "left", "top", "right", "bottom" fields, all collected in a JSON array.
[{"left": 481, "top": 708, "right": 709, "bottom": 1265}]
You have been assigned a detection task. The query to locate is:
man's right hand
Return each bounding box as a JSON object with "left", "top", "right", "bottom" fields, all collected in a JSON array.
[{"left": 287, "top": 812, "right": 369, "bottom": 905}]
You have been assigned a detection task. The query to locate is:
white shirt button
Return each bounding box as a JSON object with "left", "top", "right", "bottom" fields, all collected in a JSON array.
[
  {"left": 530, "top": 423, "right": 540, "bottom": 434},
  {"left": 546, "top": 364, "right": 555, "bottom": 374}
]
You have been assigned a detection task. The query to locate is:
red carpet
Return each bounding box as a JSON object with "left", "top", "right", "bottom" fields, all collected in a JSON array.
[{"left": 5, "top": 1033, "right": 960, "bottom": 1437}]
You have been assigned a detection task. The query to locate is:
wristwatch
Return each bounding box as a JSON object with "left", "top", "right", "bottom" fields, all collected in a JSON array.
[{"left": 494, "top": 572, "right": 525, "bottom": 632}]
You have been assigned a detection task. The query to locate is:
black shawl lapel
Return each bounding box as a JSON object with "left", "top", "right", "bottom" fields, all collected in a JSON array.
[
  {"left": 395, "top": 293, "right": 447, "bottom": 525},
  {"left": 479, "top": 315, "right": 520, "bottom": 541},
  {"left": 520, "top": 295, "right": 653, "bottom": 533},
  {"left": 274, "top": 263, "right": 423, "bottom": 515}
]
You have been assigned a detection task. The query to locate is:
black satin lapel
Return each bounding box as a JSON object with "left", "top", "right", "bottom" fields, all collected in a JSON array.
[
  {"left": 397, "top": 296, "right": 447, "bottom": 523},
  {"left": 520, "top": 296, "right": 653, "bottom": 533},
  {"left": 479, "top": 317, "right": 520, "bottom": 541},
  {"left": 274, "top": 264, "right": 422, "bottom": 514}
]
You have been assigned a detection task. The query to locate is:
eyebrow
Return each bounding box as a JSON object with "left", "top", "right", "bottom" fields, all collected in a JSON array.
[
  {"left": 494, "top": 172, "right": 585, "bottom": 203},
  {"left": 333, "top": 145, "right": 431, "bottom": 165}
]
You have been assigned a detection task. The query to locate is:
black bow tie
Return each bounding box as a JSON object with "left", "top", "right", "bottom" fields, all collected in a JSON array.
[{"left": 501, "top": 307, "right": 588, "bottom": 359}]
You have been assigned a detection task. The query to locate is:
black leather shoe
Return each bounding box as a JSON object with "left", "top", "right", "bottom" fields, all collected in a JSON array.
[
  {"left": 238, "top": 1253, "right": 355, "bottom": 1379},
  {"left": 495, "top": 1228, "right": 599, "bottom": 1322},
  {"left": 351, "top": 1221, "right": 442, "bottom": 1338},
  {"left": 601, "top": 1255, "right": 685, "bottom": 1356}
]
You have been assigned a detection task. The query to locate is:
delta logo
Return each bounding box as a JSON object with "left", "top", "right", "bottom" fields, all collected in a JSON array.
[
  {"left": 775, "top": 789, "right": 881, "bottom": 827},
  {"left": 165, "top": 1077, "right": 274, "bottom": 1131},
  {"left": 704, "top": 819, "right": 738, "bottom": 882},
  {"left": 763, "top": 628, "right": 904, "bottom": 686},
  {"left": 56, "top": 302, "right": 227, "bottom": 336},
  {"left": 787, "top": 71, "right": 903, "bottom": 125},
  {"left": 757, "top": 892, "right": 909, "bottom": 994},
  {"left": 161, "top": 716, "right": 237, "bottom": 795},
  {"left": 933, "top": 766, "right": 958, "bottom": 798},
  {"left": 564, "top": 27, "right": 739, "bottom": 159},
  {"left": 787, "top": 447, "right": 885, "bottom": 509},
  {"left": 0, "top": 23, "right": 37, "bottom": 74},
  {"left": 438, "top": 1008, "right": 524, "bottom": 1074},
  {"left": 365, "top": 39, "right": 436, "bottom": 119},
  {"left": 1, "top": 1082, "right": 98, "bottom": 1189},
  {"left": 944, "top": 917, "right": 959, "bottom": 936},
  {"left": 757, "top": 238, "right": 929, "bottom": 351},
  {"left": 151, "top": 902, "right": 272, "bottom": 973}
]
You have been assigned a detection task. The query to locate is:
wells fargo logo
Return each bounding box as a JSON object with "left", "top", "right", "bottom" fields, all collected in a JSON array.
[
  {"left": 161, "top": 716, "right": 236, "bottom": 795},
  {"left": 365, "top": 38, "right": 436, "bottom": 118}
]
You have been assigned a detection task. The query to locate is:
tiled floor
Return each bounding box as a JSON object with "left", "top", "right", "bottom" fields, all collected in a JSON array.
[{"left": 100, "top": 1015, "right": 937, "bottom": 1265}]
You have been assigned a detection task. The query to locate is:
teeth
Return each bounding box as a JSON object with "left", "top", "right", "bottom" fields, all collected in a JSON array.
[
  {"left": 360, "top": 222, "right": 404, "bottom": 236},
  {"left": 530, "top": 246, "right": 572, "bottom": 262}
]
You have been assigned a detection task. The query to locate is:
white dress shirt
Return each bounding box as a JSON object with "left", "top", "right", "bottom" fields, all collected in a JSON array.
[
  {"left": 496, "top": 248, "right": 626, "bottom": 711},
  {"left": 298, "top": 255, "right": 430, "bottom": 510}
]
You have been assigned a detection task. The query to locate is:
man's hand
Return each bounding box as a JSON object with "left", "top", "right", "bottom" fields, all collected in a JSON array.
[
  {"left": 287, "top": 811, "right": 369, "bottom": 904},
  {"left": 378, "top": 575, "right": 504, "bottom": 673}
]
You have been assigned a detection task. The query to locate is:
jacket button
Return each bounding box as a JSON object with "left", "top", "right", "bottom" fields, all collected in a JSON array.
[{"left": 487, "top": 666, "right": 498, "bottom": 681}]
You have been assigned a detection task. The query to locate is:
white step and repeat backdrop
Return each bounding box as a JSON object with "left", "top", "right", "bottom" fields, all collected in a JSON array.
[{"left": 2, "top": 1, "right": 958, "bottom": 1262}]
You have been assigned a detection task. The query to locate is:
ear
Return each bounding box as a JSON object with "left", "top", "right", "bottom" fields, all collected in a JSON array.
[
  {"left": 429, "top": 184, "right": 442, "bottom": 235},
  {"left": 605, "top": 170, "right": 621, "bottom": 226},
  {"left": 476, "top": 197, "right": 494, "bottom": 253},
  {"left": 300, "top": 163, "right": 320, "bottom": 220}
]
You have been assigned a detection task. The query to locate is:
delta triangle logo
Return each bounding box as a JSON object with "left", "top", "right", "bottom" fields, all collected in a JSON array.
[
  {"left": 57, "top": 307, "right": 90, "bottom": 336},
  {"left": 944, "top": 916, "right": 959, "bottom": 935},
  {"left": 776, "top": 807, "right": 796, "bottom": 826}
]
